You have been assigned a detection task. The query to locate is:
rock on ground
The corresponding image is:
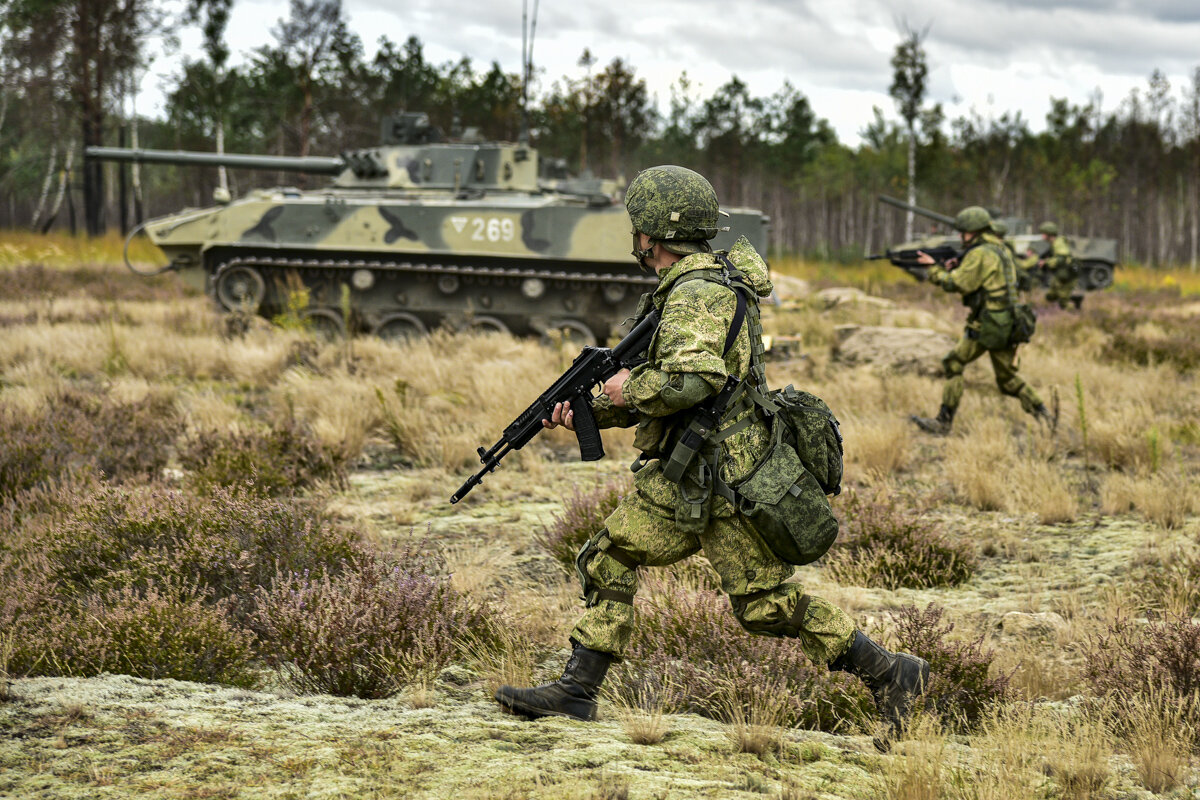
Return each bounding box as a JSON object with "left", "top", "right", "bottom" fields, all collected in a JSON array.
[
  {"left": 832, "top": 325, "right": 956, "bottom": 376},
  {"left": 998, "top": 611, "right": 1067, "bottom": 639},
  {"left": 816, "top": 287, "right": 896, "bottom": 310}
]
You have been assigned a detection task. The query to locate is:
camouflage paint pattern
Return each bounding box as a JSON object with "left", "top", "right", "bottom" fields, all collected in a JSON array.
[
  {"left": 574, "top": 238, "right": 856, "bottom": 663},
  {"left": 118, "top": 140, "right": 768, "bottom": 342},
  {"left": 624, "top": 166, "right": 721, "bottom": 253}
]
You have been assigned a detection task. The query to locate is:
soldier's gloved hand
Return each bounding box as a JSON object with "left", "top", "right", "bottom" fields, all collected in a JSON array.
[
  {"left": 542, "top": 401, "right": 575, "bottom": 431},
  {"left": 914, "top": 250, "right": 936, "bottom": 266}
]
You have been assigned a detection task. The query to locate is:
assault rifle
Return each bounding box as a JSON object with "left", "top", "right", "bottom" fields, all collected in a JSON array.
[
  {"left": 450, "top": 310, "right": 660, "bottom": 504},
  {"left": 867, "top": 245, "right": 961, "bottom": 280}
]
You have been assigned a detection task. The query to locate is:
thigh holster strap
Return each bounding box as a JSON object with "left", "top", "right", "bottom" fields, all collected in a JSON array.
[
  {"left": 596, "top": 534, "right": 641, "bottom": 571},
  {"left": 587, "top": 588, "right": 635, "bottom": 607},
  {"left": 789, "top": 594, "right": 813, "bottom": 631}
]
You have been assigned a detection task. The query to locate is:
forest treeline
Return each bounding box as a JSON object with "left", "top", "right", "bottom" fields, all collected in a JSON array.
[{"left": 2, "top": 0, "right": 1200, "bottom": 266}]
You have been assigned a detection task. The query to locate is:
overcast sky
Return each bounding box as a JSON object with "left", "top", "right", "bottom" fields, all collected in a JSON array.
[{"left": 141, "top": 0, "right": 1200, "bottom": 145}]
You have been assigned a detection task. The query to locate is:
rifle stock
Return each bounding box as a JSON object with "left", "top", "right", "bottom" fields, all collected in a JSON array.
[{"left": 450, "top": 309, "right": 660, "bottom": 504}]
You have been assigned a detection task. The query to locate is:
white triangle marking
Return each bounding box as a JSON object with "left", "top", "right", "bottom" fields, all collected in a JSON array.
[{"left": 450, "top": 216, "right": 468, "bottom": 233}]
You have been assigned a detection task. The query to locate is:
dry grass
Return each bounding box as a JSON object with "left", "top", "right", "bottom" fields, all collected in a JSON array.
[
  {"left": 842, "top": 413, "right": 913, "bottom": 483},
  {"left": 3, "top": 243, "right": 1200, "bottom": 798},
  {"left": 1101, "top": 471, "right": 1194, "bottom": 529},
  {"left": 612, "top": 685, "right": 671, "bottom": 746},
  {"left": 711, "top": 676, "right": 791, "bottom": 756},
  {"left": 878, "top": 716, "right": 948, "bottom": 800},
  {"left": 1122, "top": 687, "right": 1193, "bottom": 794},
  {"left": 1041, "top": 709, "right": 1113, "bottom": 800}
]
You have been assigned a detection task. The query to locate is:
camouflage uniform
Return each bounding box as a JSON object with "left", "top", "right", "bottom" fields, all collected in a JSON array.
[
  {"left": 574, "top": 237, "right": 855, "bottom": 665},
  {"left": 928, "top": 231, "right": 1044, "bottom": 416},
  {"left": 1042, "top": 236, "right": 1077, "bottom": 308},
  {"left": 497, "top": 166, "right": 927, "bottom": 744}
]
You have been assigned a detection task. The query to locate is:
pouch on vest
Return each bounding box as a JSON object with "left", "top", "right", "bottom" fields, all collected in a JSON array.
[
  {"left": 733, "top": 436, "right": 839, "bottom": 566},
  {"left": 1009, "top": 303, "right": 1037, "bottom": 346},
  {"left": 977, "top": 307, "right": 1014, "bottom": 350}
]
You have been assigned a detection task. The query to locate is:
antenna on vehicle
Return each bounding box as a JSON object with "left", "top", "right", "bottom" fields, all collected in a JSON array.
[{"left": 520, "top": 0, "right": 540, "bottom": 144}]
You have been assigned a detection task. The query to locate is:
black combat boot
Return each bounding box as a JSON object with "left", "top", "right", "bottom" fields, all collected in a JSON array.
[
  {"left": 830, "top": 631, "right": 930, "bottom": 748},
  {"left": 910, "top": 403, "right": 955, "bottom": 435},
  {"left": 495, "top": 640, "right": 613, "bottom": 721},
  {"left": 1032, "top": 402, "right": 1056, "bottom": 432}
]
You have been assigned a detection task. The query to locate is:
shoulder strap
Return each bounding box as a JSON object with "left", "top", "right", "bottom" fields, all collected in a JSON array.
[{"left": 989, "top": 241, "right": 1019, "bottom": 310}]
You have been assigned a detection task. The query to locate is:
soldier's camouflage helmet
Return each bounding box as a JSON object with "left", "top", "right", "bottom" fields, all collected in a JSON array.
[
  {"left": 954, "top": 206, "right": 992, "bottom": 233},
  {"left": 626, "top": 165, "right": 721, "bottom": 255},
  {"left": 1038, "top": 221, "right": 1059, "bottom": 236},
  {"left": 991, "top": 220, "right": 1008, "bottom": 237}
]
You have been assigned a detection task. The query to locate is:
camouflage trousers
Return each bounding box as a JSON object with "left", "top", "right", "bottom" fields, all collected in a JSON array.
[
  {"left": 942, "top": 333, "right": 1043, "bottom": 414},
  {"left": 570, "top": 466, "right": 856, "bottom": 665},
  {"left": 1045, "top": 275, "right": 1076, "bottom": 309}
]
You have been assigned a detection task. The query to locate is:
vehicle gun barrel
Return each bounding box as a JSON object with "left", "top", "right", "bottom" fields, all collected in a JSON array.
[
  {"left": 85, "top": 146, "right": 345, "bottom": 175},
  {"left": 877, "top": 194, "right": 958, "bottom": 228}
]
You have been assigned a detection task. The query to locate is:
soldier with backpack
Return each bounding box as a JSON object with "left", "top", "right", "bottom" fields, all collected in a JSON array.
[
  {"left": 911, "top": 206, "right": 1051, "bottom": 435},
  {"left": 494, "top": 165, "right": 929, "bottom": 745}
]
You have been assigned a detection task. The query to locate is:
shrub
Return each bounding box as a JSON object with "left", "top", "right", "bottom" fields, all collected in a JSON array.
[
  {"left": 886, "top": 603, "right": 1011, "bottom": 728},
  {"left": 34, "top": 581, "right": 257, "bottom": 687},
  {"left": 825, "top": 491, "right": 974, "bottom": 590},
  {"left": 254, "top": 552, "right": 495, "bottom": 698},
  {"left": 1, "top": 479, "right": 365, "bottom": 685},
  {"left": 20, "top": 481, "right": 361, "bottom": 622},
  {"left": 611, "top": 576, "right": 874, "bottom": 733},
  {"left": 181, "top": 414, "right": 347, "bottom": 496},
  {"left": 0, "top": 387, "right": 176, "bottom": 502},
  {"left": 535, "top": 481, "right": 627, "bottom": 570},
  {"left": 1081, "top": 614, "right": 1200, "bottom": 738}
]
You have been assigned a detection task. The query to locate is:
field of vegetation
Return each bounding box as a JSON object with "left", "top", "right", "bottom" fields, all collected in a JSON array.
[{"left": 1, "top": 233, "right": 1198, "bottom": 799}]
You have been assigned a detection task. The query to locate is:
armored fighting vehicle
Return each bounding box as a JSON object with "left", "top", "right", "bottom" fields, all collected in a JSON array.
[
  {"left": 877, "top": 195, "right": 1118, "bottom": 291},
  {"left": 87, "top": 113, "right": 769, "bottom": 344}
]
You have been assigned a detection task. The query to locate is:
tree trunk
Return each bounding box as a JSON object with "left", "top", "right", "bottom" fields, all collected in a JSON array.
[
  {"left": 31, "top": 144, "right": 59, "bottom": 231},
  {"left": 905, "top": 123, "right": 916, "bottom": 241},
  {"left": 43, "top": 142, "right": 76, "bottom": 234}
]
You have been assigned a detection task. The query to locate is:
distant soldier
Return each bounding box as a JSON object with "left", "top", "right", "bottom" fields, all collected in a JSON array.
[
  {"left": 911, "top": 206, "right": 1051, "bottom": 434},
  {"left": 1024, "top": 221, "right": 1080, "bottom": 310}
]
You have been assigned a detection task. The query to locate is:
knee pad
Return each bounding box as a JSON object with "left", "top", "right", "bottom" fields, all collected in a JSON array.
[
  {"left": 998, "top": 376, "right": 1024, "bottom": 397},
  {"left": 942, "top": 353, "right": 964, "bottom": 379},
  {"left": 730, "top": 587, "right": 810, "bottom": 638}
]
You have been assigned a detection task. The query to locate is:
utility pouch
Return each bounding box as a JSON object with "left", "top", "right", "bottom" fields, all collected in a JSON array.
[
  {"left": 977, "top": 306, "right": 1014, "bottom": 350},
  {"left": 732, "top": 437, "right": 839, "bottom": 566},
  {"left": 1009, "top": 303, "right": 1037, "bottom": 346},
  {"left": 662, "top": 376, "right": 741, "bottom": 483}
]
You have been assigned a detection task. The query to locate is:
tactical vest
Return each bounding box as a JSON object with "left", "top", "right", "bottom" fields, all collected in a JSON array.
[{"left": 637, "top": 256, "right": 845, "bottom": 566}]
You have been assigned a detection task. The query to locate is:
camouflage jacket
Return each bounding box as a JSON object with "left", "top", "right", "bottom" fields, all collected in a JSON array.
[
  {"left": 1018, "top": 237, "right": 1072, "bottom": 273},
  {"left": 928, "top": 232, "right": 1018, "bottom": 328},
  {"left": 592, "top": 236, "right": 774, "bottom": 515},
  {"left": 1045, "top": 237, "right": 1075, "bottom": 277}
]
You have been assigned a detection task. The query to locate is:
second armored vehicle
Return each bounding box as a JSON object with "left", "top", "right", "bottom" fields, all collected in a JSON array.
[
  {"left": 88, "top": 114, "right": 769, "bottom": 345},
  {"left": 877, "top": 194, "right": 1118, "bottom": 291}
]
